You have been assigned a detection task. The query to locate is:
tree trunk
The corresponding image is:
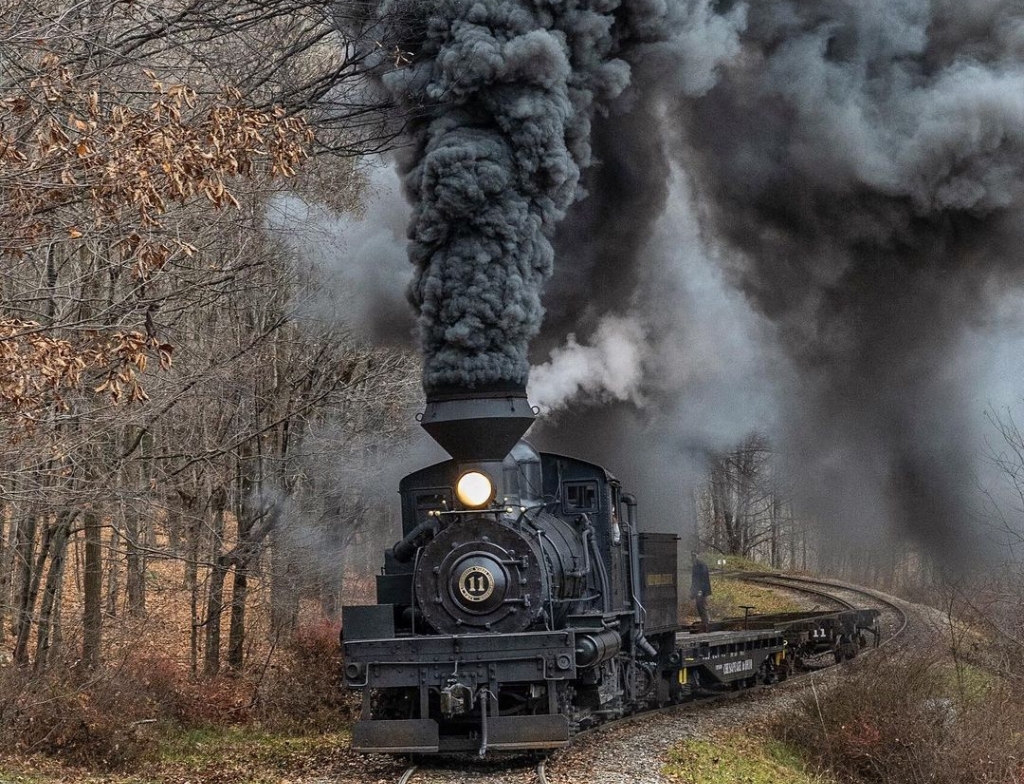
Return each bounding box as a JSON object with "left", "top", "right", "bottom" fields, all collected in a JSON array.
[
  {"left": 125, "top": 508, "right": 145, "bottom": 616},
  {"left": 270, "top": 543, "right": 299, "bottom": 637},
  {"left": 227, "top": 568, "right": 248, "bottom": 670},
  {"left": 0, "top": 490, "right": 7, "bottom": 644},
  {"left": 82, "top": 506, "right": 103, "bottom": 668},
  {"left": 0, "top": 479, "right": 14, "bottom": 644},
  {"left": 12, "top": 507, "right": 39, "bottom": 665},
  {"left": 105, "top": 525, "right": 120, "bottom": 617},
  {"left": 788, "top": 508, "right": 797, "bottom": 571},
  {"left": 770, "top": 494, "right": 781, "bottom": 570},
  {"left": 204, "top": 556, "right": 228, "bottom": 677},
  {"left": 199, "top": 487, "right": 226, "bottom": 675},
  {"left": 35, "top": 516, "right": 73, "bottom": 668}
]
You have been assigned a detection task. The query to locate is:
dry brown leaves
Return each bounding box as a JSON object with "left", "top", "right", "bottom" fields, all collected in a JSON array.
[
  {"left": 0, "top": 318, "right": 173, "bottom": 427},
  {"left": 0, "top": 54, "right": 314, "bottom": 422},
  {"left": 0, "top": 56, "right": 313, "bottom": 277}
]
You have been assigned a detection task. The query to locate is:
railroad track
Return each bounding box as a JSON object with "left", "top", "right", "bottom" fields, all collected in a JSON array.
[
  {"left": 384, "top": 574, "right": 907, "bottom": 784},
  {"left": 736, "top": 572, "right": 909, "bottom": 647},
  {"left": 394, "top": 757, "right": 548, "bottom": 784}
]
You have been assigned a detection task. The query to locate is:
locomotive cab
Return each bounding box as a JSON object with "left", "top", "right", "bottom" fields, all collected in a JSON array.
[{"left": 341, "top": 387, "right": 880, "bottom": 756}]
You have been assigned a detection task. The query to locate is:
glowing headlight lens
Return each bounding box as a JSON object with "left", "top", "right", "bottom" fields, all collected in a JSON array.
[{"left": 456, "top": 471, "right": 493, "bottom": 508}]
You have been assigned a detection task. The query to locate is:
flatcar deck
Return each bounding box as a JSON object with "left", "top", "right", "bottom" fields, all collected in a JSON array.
[{"left": 676, "top": 629, "right": 784, "bottom": 643}]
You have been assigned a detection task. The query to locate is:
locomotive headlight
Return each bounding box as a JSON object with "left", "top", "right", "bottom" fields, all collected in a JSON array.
[{"left": 456, "top": 471, "right": 494, "bottom": 508}]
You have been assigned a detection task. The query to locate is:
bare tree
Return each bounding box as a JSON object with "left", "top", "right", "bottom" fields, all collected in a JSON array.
[{"left": 0, "top": 0, "right": 418, "bottom": 676}]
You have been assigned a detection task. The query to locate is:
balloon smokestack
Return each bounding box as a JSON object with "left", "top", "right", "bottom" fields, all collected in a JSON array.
[{"left": 420, "top": 384, "right": 536, "bottom": 462}]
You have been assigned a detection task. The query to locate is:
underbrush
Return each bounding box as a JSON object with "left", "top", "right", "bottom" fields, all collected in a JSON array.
[
  {"left": 0, "top": 656, "right": 173, "bottom": 770},
  {"left": 252, "top": 618, "right": 357, "bottom": 730},
  {"left": 773, "top": 652, "right": 1024, "bottom": 784},
  {"left": 0, "top": 620, "right": 357, "bottom": 772}
]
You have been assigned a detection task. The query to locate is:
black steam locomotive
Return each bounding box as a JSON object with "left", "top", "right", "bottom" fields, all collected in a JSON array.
[{"left": 342, "top": 387, "right": 877, "bottom": 755}]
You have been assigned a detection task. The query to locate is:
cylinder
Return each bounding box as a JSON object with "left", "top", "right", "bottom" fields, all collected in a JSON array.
[{"left": 575, "top": 629, "right": 622, "bottom": 668}]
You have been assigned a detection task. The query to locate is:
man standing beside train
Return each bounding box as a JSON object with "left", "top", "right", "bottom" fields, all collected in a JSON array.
[{"left": 690, "top": 551, "right": 712, "bottom": 630}]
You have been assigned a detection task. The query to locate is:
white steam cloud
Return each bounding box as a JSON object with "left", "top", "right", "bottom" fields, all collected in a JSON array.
[{"left": 528, "top": 316, "right": 648, "bottom": 415}]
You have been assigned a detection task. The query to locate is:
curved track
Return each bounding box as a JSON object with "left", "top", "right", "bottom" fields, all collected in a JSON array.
[
  {"left": 736, "top": 572, "right": 909, "bottom": 647},
  {"left": 384, "top": 573, "right": 907, "bottom": 784}
]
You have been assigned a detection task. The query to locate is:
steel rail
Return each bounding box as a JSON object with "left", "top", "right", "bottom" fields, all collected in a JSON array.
[
  {"left": 737, "top": 572, "right": 909, "bottom": 645},
  {"left": 393, "top": 756, "right": 549, "bottom": 784},
  {"left": 536, "top": 573, "right": 909, "bottom": 773}
]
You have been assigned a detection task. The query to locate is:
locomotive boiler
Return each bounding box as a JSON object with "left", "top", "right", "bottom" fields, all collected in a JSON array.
[{"left": 341, "top": 386, "right": 807, "bottom": 755}]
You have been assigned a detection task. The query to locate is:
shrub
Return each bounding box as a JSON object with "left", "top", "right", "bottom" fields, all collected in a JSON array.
[
  {"left": 253, "top": 619, "right": 358, "bottom": 730},
  {"left": 0, "top": 653, "right": 255, "bottom": 769},
  {"left": 0, "top": 622, "right": 361, "bottom": 769},
  {"left": 130, "top": 654, "right": 250, "bottom": 726},
  {"left": 0, "top": 661, "right": 161, "bottom": 769},
  {"left": 773, "top": 652, "right": 1024, "bottom": 784}
]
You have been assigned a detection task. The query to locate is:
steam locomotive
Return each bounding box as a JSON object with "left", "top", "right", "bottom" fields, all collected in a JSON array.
[{"left": 341, "top": 387, "right": 878, "bottom": 755}]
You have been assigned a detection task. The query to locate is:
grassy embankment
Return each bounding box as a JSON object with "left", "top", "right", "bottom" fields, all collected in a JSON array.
[
  {"left": 664, "top": 734, "right": 832, "bottom": 784},
  {"left": 669, "top": 564, "right": 1024, "bottom": 784},
  {"left": 0, "top": 726, "right": 364, "bottom": 784}
]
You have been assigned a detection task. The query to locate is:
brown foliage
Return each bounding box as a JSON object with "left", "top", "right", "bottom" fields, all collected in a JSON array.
[
  {"left": 254, "top": 619, "right": 357, "bottom": 731},
  {"left": 0, "top": 51, "right": 313, "bottom": 423},
  {"left": 0, "top": 660, "right": 166, "bottom": 770},
  {"left": 774, "top": 652, "right": 1024, "bottom": 784},
  {"left": 0, "top": 636, "right": 354, "bottom": 771},
  {"left": 1, "top": 58, "right": 313, "bottom": 274},
  {"left": 0, "top": 319, "right": 172, "bottom": 424}
]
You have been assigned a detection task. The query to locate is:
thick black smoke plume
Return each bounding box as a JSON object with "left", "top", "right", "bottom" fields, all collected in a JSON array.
[
  {"left": 332, "top": 1, "right": 1024, "bottom": 564},
  {"left": 369, "top": 0, "right": 707, "bottom": 393},
  {"left": 677, "top": 0, "right": 1024, "bottom": 563},
  {"left": 542, "top": 0, "right": 1024, "bottom": 563}
]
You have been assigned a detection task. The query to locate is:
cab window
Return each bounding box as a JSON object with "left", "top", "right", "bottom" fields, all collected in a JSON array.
[{"left": 563, "top": 481, "right": 598, "bottom": 513}]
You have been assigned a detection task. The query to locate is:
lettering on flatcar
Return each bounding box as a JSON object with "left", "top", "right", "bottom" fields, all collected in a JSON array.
[
  {"left": 722, "top": 659, "right": 754, "bottom": 675},
  {"left": 645, "top": 573, "right": 675, "bottom": 587}
]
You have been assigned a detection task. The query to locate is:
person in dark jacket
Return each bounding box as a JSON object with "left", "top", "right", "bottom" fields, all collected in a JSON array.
[{"left": 690, "top": 551, "right": 712, "bottom": 630}]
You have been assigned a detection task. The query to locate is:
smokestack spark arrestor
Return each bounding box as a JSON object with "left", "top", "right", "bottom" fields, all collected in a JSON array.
[{"left": 419, "top": 384, "right": 536, "bottom": 462}]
